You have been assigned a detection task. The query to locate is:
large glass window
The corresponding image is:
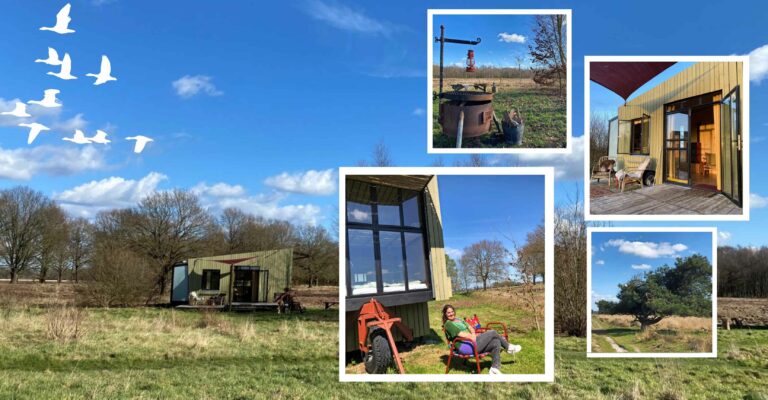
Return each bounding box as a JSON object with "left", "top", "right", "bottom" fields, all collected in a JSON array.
[
  {"left": 619, "top": 115, "right": 650, "bottom": 155},
  {"left": 345, "top": 179, "right": 431, "bottom": 298}
]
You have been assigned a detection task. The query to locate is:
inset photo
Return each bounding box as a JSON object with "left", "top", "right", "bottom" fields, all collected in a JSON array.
[
  {"left": 587, "top": 227, "right": 717, "bottom": 358},
  {"left": 428, "top": 10, "right": 571, "bottom": 153},
  {"left": 339, "top": 167, "right": 554, "bottom": 382},
  {"left": 585, "top": 56, "right": 750, "bottom": 220}
]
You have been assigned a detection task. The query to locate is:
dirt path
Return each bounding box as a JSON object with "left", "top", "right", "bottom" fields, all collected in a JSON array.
[{"left": 604, "top": 336, "right": 628, "bottom": 353}]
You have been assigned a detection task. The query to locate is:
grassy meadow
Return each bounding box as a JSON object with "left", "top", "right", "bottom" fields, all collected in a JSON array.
[
  {"left": 1, "top": 283, "right": 767, "bottom": 399},
  {"left": 591, "top": 315, "right": 713, "bottom": 354},
  {"left": 432, "top": 77, "right": 567, "bottom": 149},
  {"left": 346, "top": 285, "right": 546, "bottom": 375}
]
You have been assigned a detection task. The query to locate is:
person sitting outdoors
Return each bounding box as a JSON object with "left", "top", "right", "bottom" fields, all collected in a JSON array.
[{"left": 442, "top": 304, "right": 522, "bottom": 374}]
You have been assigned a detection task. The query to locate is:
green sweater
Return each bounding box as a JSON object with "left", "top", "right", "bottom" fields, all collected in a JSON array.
[{"left": 444, "top": 319, "right": 470, "bottom": 341}]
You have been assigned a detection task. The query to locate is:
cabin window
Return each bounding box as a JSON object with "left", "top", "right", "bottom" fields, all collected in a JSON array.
[
  {"left": 201, "top": 269, "right": 220, "bottom": 291},
  {"left": 345, "top": 180, "right": 431, "bottom": 297},
  {"left": 618, "top": 115, "right": 650, "bottom": 155}
]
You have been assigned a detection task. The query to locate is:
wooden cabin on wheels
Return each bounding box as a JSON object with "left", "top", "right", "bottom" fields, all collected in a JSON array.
[{"left": 170, "top": 249, "right": 295, "bottom": 308}]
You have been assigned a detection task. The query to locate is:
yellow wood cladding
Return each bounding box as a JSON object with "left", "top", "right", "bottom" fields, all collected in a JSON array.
[
  {"left": 345, "top": 302, "right": 430, "bottom": 352},
  {"left": 425, "top": 176, "right": 452, "bottom": 301},
  {"left": 616, "top": 62, "right": 742, "bottom": 186}
]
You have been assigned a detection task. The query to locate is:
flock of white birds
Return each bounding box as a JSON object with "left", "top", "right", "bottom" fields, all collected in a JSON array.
[{"left": 2, "top": 3, "right": 153, "bottom": 154}]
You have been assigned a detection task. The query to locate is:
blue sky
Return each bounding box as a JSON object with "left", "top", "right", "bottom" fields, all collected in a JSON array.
[
  {"left": 0, "top": 1, "right": 767, "bottom": 246},
  {"left": 591, "top": 231, "right": 713, "bottom": 310},
  {"left": 438, "top": 175, "right": 543, "bottom": 267},
  {"left": 432, "top": 14, "right": 539, "bottom": 69}
]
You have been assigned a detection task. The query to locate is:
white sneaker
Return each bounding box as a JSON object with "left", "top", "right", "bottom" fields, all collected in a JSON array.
[
  {"left": 507, "top": 344, "right": 522, "bottom": 354},
  {"left": 489, "top": 367, "right": 502, "bottom": 374}
]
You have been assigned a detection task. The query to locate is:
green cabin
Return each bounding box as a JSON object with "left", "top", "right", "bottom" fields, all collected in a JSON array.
[
  {"left": 344, "top": 175, "right": 452, "bottom": 352},
  {"left": 171, "top": 249, "right": 294, "bottom": 305}
]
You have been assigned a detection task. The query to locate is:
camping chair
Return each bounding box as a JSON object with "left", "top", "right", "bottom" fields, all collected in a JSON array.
[
  {"left": 443, "top": 317, "right": 509, "bottom": 374},
  {"left": 591, "top": 156, "right": 616, "bottom": 187},
  {"left": 620, "top": 156, "right": 651, "bottom": 192}
]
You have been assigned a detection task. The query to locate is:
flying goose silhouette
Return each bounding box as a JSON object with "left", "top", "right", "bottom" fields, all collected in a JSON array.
[
  {"left": 40, "top": 3, "right": 75, "bottom": 34},
  {"left": 35, "top": 47, "right": 63, "bottom": 66},
  {"left": 126, "top": 135, "right": 153, "bottom": 153},
  {"left": 1, "top": 102, "right": 31, "bottom": 117},
  {"left": 86, "top": 55, "right": 117, "bottom": 85},
  {"left": 18, "top": 123, "right": 51, "bottom": 145},
  {"left": 28, "top": 89, "right": 62, "bottom": 108},
  {"left": 47, "top": 53, "right": 76, "bottom": 80},
  {"left": 63, "top": 130, "right": 92, "bottom": 144},
  {"left": 89, "top": 130, "right": 111, "bottom": 144}
]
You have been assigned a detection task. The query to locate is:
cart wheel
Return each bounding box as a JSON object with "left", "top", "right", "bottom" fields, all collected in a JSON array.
[{"left": 364, "top": 329, "right": 392, "bottom": 374}]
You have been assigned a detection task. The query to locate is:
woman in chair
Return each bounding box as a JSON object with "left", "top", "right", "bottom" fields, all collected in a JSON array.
[{"left": 442, "top": 304, "right": 521, "bottom": 374}]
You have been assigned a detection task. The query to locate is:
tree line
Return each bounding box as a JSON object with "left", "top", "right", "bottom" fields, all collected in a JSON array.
[
  {"left": 718, "top": 246, "right": 768, "bottom": 298},
  {"left": 0, "top": 186, "right": 338, "bottom": 296}
]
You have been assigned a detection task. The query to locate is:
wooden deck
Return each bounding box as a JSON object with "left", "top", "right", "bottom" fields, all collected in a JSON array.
[{"left": 590, "top": 183, "right": 742, "bottom": 215}]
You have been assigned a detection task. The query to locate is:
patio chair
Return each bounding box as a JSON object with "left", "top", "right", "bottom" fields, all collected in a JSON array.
[
  {"left": 620, "top": 157, "right": 651, "bottom": 192},
  {"left": 443, "top": 316, "right": 509, "bottom": 374},
  {"left": 591, "top": 156, "right": 616, "bottom": 186}
]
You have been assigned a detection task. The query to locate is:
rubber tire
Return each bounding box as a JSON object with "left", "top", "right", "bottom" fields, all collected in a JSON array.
[
  {"left": 643, "top": 171, "right": 655, "bottom": 187},
  {"left": 364, "top": 330, "right": 392, "bottom": 374}
]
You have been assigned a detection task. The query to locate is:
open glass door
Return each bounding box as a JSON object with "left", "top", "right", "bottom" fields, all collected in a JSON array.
[
  {"left": 665, "top": 111, "right": 690, "bottom": 184},
  {"left": 721, "top": 86, "right": 742, "bottom": 205}
]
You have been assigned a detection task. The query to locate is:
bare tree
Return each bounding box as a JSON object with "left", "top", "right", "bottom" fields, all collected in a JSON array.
[
  {"left": 219, "top": 207, "right": 253, "bottom": 253},
  {"left": 515, "top": 224, "right": 545, "bottom": 284},
  {"left": 460, "top": 240, "right": 508, "bottom": 290},
  {"left": 36, "top": 205, "right": 69, "bottom": 283},
  {"left": 0, "top": 187, "right": 53, "bottom": 283},
  {"left": 372, "top": 140, "right": 393, "bottom": 167},
  {"left": 529, "top": 15, "right": 567, "bottom": 96},
  {"left": 293, "top": 224, "right": 337, "bottom": 287},
  {"left": 590, "top": 112, "right": 611, "bottom": 167},
  {"left": 554, "top": 191, "right": 588, "bottom": 336},
  {"left": 68, "top": 217, "right": 92, "bottom": 283},
  {"left": 129, "top": 190, "right": 214, "bottom": 294}
]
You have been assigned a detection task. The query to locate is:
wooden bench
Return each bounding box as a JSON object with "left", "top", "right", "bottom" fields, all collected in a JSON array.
[{"left": 324, "top": 301, "right": 339, "bottom": 310}]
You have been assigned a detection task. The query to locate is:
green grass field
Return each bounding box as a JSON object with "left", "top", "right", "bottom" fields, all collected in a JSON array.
[
  {"left": 432, "top": 83, "right": 566, "bottom": 149},
  {"left": 1, "top": 296, "right": 766, "bottom": 399},
  {"left": 591, "top": 315, "right": 713, "bottom": 354}
]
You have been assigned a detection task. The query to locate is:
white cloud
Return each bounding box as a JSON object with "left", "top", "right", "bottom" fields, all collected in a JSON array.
[
  {"left": 304, "top": 0, "right": 391, "bottom": 35},
  {"left": 748, "top": 44, "right": 768, "bottom": 83},
  {"left": 631, "top": 263, "right": 652, "bottom": 270},
  {"left": 0, "top": 98, "right": 31, "bottom": 126},
  {"left": 719, "top": 231, "right": 732, "bottom": 242},
  {"left": 172, "top": 75, "right": 223, "bottom": 98},
  {"left": 54, "top": 172, "right": 168, "bottom": 218},
  {"left": 605, "top": 239, "right": 687, "bottom": 259},
  {"left": 412, "top": 108, "right": 425, "bottom": 116},
  {"left": 0, "top": 145, "right": 105, "bottom": 180},
  {"left": 493, "top": 135, "right": 584, "bottom": 181},
  {"left": 751, "top": 193, "right": 768, "bottom": 208},
  {"left": 192, "top": 182, "right": 247, "bottom": 198},
  {"left": 595, "top": 259, "right": 605, "bottom": 265},
  {"left": 264, "top": 169, "right": 336, "bottom": 196},
  {"left": 497, "top": 32, "right": 526, "bottom": 43},
  {"left": 52, "top": 113, "right": 88, "bottom": 132},
  {"left": 445, "top": 247, "right": 463, "bottom": 260},
  {"left": 591, "top": 291, "right": 618, "bottom": 310}
]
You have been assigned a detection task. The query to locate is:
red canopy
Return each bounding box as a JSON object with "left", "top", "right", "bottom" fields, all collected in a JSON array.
[{"left": 590, "top": 62, "right": 675, "bottom": 100}]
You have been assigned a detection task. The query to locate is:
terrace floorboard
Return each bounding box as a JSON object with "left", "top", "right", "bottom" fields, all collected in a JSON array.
[{"left": 590, "top": 183, "right": 742, "bottom": 216}]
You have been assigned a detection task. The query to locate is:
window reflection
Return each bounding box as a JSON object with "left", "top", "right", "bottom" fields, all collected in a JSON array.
[
  {"left": 380, "top": 231, "right": 405, "bottom": 292},
  {"left": 404, "top": 232, "right": 428, "bottom": 290},
  {"left": 402, "top": 191, "right": 421, "bottom": 228},
  {"left": 348, "top": 229, "right": 377, "bottom": 295},
  {"left": 377, "top": 185, "right": 401, "bottom": 226}
]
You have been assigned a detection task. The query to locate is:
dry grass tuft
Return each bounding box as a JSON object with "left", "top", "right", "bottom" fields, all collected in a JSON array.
[
  {"left": 619, "top": 380, "right": 644, "bottom": 400},
  {"left": 45, "top": 306, "right": 85, "bottom": 343}
]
